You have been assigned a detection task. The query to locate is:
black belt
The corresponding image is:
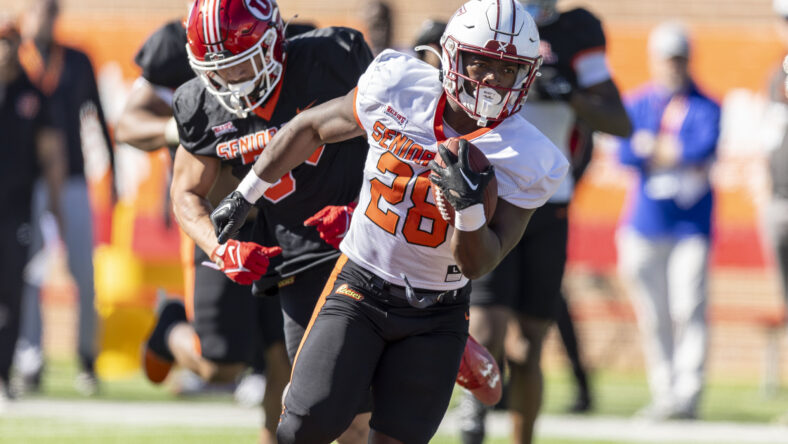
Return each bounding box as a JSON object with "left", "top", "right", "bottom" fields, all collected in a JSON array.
[{"left": 367, "top": 272, "right": 466, "bottom": 309}]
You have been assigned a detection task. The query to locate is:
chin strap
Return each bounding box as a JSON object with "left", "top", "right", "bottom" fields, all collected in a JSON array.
[{"left": 283, "top": 13, "right": 299, "bottom": 37}]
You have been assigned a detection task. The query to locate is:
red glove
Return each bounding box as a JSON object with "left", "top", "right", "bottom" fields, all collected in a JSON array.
[
  {"left": 211, "top": 239, "right": 282, "bottom": 285},
  {"left": 456, "top": 335, "right": 502, "bottom": 406},
  {"left": 303, "top": 202, "right": 357, "bottom": 249}
]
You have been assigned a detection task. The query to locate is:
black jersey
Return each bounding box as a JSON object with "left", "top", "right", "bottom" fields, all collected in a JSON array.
[
  {"left": 0, "top": 73, "right": 49, "bottom": 219},
  {"left": 535, "top": 8, "right": 606, "bottom": 91},
  {"left": 173, "top": 27, "right": 373, "bottom": 276},
  {"left": 19, "top": 44, "right": 113, "bottom": 179},
  {"left": 522, "top": 8, "right": 607, "bottom": 203},
  {"left": 134, "top": 20, "right": 194, "bottom": 90}
]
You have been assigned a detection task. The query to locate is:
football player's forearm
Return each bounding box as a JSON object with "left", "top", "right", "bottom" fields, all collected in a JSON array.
[
  {"left": 453, "top": 202, "right": 533, "bottom": 279},
  {"left": 250, "top": 93, "right": 362, "bottom": 184},
  {"left": 173, "top": 192, "right": 220, "bottom": 256},
  {"left": 452, "top": 228, "right": 503, "bottom": 280},
  {"left": 115, "top": 110, "right": 171, "bottom": 151},
  {"left": 251, "top": 113, "right": 322, "bottom": 183}
]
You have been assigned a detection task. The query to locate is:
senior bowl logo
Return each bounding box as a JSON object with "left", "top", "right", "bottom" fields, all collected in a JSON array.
[{"left": 244, "top": 0, "right": 273, "bottom": 21}]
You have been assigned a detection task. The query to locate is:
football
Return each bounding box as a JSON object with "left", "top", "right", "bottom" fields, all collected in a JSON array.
[
  {"left": 431, "top": 137, "right": 497, "bottom": 227},
  {"left": 456, "top": 335, "right": 503, "bottom": 406}
]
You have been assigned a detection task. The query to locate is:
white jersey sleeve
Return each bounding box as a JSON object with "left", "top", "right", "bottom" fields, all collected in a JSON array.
[
  {"left": 354, "top": 49, "right": 440, "bottom": 136},
  {"left": 471, "top": 114, "right": 569, "bottom": 209}
]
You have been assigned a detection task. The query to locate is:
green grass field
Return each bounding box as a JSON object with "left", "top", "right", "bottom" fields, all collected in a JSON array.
[{"left": 2, "top": 358, "right": 787, "bottom": 443}]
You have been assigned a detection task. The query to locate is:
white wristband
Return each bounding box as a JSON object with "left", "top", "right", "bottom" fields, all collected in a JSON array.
[
  {"left": 454, "top": 203, "right": 486, "bottom": 232},
  {"left": 164, "top": 116, "right": 180, "bottom": 147},
  {"left": 238, "top": 169, "right": 273, "bottom": 204}
]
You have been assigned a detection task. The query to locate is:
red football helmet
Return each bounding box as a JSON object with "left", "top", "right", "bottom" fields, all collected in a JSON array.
[{"left": 185, "top": 0, "right": 286, "bottom": 117}]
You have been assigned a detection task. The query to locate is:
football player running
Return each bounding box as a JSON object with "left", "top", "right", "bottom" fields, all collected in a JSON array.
[
  {"left": 211, "top": 1, "right": 568, "bottom": 443},
  {"left": 165, "top": 0, "right": 374, "bottom": 442},
  {"left": 115, "top": 17, "right": 294, "bottom": 443}
]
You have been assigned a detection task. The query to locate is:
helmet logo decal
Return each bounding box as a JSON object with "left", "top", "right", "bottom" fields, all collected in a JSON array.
[
  {"left": 484, "top": 40, "right": 516, "bottom": 55},
  {"left": 244, "top": 0, "right": 273, "bottom": 21}
]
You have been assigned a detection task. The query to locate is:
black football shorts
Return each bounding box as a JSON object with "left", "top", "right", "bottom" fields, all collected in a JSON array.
[
  {"left": 278, "top": 256, "right": 469, "bottom": 444},
  {"left": 188, "top": 223, "right": 284, "bottom": 363}
]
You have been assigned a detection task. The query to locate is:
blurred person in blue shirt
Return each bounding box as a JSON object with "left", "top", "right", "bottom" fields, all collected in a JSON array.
[{"left": 616, "top": 21, "right": 720, "bottom": 421}]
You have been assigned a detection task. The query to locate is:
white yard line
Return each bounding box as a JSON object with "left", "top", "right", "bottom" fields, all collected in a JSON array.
[
  {"left": 439, "top": 409, "right": 788, "bottom": 443},
  {"left": 4, "top": 399, "right": 788, "bottom": 443},
  {"left": 1, "top": 399, "right": 259, "bottom": 428}
]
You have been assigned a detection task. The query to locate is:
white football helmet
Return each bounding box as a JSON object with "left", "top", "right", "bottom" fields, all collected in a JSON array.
[{"left": 441, "top": 0, "right": 542, "bottom": 126}]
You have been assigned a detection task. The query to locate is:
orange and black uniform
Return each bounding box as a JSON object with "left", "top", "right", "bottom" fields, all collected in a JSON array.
[
  {"left": 172, "top": 26, "right": 372, "bottom": 361},
  {"left": 19, "top": 41, "right": 114, "bottom": 181}
]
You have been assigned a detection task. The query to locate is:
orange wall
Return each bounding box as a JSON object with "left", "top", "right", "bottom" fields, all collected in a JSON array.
[{"left": 607, "top": 24, "right": 784, "bottom": 99}]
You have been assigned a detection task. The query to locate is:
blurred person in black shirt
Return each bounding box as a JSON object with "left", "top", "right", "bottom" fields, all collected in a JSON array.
[
  {"left": 13, "top": 0, "right": 115, "bottom": 397},
  {"left": 0, "top": 18, "right": 64, "bottom": 406},
  {"left": 115, "top": 17, "right": 303, "bottom": 439}
]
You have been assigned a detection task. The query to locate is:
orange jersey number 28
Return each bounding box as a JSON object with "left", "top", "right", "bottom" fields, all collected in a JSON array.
[{"left": 364, "top": 151, "right": 448, "bottom": 248}]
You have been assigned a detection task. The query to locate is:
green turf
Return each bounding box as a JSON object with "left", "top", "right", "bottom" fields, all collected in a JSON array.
[
  {"left": 26, "top": 357, "right": 232, "bottom": 403},
  {"left": 0, "top": 417, "right": 258, "bottom": 444},
  {"left": 4, "top": 358, "right": 788, "bottom": 443}
]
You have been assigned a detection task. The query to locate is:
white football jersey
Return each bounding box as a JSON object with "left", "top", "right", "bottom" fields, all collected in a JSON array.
[{"left": 340, "top": 50, "right": 568, "bottom": 291}]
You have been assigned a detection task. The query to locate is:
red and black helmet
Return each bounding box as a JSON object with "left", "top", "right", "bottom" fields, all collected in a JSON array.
[{"left": 185, "top": 0, "right": 285, "bottom": 117}]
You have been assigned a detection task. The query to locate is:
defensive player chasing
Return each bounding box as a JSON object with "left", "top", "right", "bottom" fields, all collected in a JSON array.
[
  {"left": 115, "top": 16, "right": 295, "bottom": 441},
  {"left": 211, "top": 1, "right": 568, "bottom": 442},
  {"left": 163, "top": 0, "right": 374, "bottom": 442}
]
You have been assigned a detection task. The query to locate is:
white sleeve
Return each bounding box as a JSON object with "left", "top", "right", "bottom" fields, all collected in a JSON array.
[
  {"left": 573, "top": 49, "right": 611, "bottom": 88},
  {"left": 489, "top": 120, "right": 570, "bottom": 209},
  {"left": 353, "top": 50, "right": 403, "bottom": 132},
  {"left": 497, "top": 153, "right": 569, "bottom": 208}
]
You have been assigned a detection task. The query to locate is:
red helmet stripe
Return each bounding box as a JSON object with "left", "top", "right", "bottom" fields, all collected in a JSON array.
[
  {"left": 509, "top": 0, "right": 515, "bottom": 44},
  {"left": 202, "top": 0, "right": 223, "bottom": 54},
  {"left": 213, "top": 0, "right": 224, "bottom": 52},
  {"left": 202, "top": 0, "right": 214, "bottom": 53}
]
